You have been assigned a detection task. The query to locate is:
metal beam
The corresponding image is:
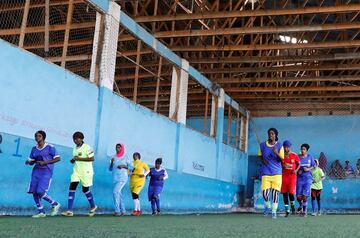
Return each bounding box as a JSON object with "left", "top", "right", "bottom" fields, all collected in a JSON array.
[
  {"left": 217, "top": 75, "right": 360, "bottom": 84},
  {"left": 171, "top": 40, "right": 360, "bottom": 51},
  {"left": 0, "top": 22, "right": 95, "bottom": 36},
  {"left": 188, "top": 53, "right": 360, "bottom": 64},
  {"left": 153, "top": 23, "right": 360, "bottom": 38},
  {"left": 61, "top": 0, "right": 74, "bottom": 68},
  {"left": 0, "top": 0, "right": 83, "bottom": 12},
  {"left": 202, "top": 64, "right": 360, "bottom": 74},
  {"left": 118, "top": 9, "right": 248, "bottom": 116},
  {"left": 227, "top": 85, "right": 360, "bottom": 93},
  {"left": 18, "top": 0, "right": 30, "bottom": 48},
  {"left": 135, "top": 4, "right": 360, "bottom": 22}
]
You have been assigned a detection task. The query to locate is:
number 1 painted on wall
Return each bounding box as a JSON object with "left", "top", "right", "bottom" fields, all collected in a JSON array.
[{"left": 13, "top": 138, "right": 22, "bottom": 157}]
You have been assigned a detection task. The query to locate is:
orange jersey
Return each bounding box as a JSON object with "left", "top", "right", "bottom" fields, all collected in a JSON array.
[{"left": 282, "top": 152, "right": 300, "bottom": 175}]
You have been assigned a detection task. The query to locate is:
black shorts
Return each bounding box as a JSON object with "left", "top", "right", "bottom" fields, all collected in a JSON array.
[{"left": 311, "top": 189, "right": 322, "bottom": 197}]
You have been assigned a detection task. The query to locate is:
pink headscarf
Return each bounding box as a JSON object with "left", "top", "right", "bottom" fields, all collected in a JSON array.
[{"left": 116, "top": 143, "right": 125, "bottom": 158}]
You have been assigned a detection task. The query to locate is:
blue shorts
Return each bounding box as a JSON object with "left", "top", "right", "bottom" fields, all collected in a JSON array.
[
  {"left": 148, "top": 185, "right": 163, "bottom": 201},
  {"left": 28, "top": 169, "right": 52, "bottom": 194},
  {"left": 296, "top": 180, "right": 312, "bottom": 197}
]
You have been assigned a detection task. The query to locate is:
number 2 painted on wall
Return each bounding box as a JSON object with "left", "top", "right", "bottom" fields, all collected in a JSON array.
[{"left": 13, "top": 138, "right": 22, "bottom": 157}]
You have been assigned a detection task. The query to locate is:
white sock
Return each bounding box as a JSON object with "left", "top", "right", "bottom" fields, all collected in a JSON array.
[
  {"left": 133, "top": 199, "right": 137, "bottom": 211},
  {"left": 137, "top": 199, "right": 141, "bottom": 211}
]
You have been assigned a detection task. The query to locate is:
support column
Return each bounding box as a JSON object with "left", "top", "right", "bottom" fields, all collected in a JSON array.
[
  {"left": 18, "top": 0, "right": 30, "bottom": 48},
  {"left": 93, "top": 1, "right": 120, "bottom": 154},
  {"left": 169, "top": 59, "right": 189, "bottom": 124},
  {"left": 99, "top": 1, "right": 120, "bottom": 90},
  {"left": 89, "top": 11, "right": 103, "bottom": 85},
  {"left": 61, "top": 0, "right": 74, "bottom": 68},
  {"left": 210, "top": 95, "right": 217, "bottom": 137},
  {"left": 215, "top": 88, "right": 225, "bottom": 179}
]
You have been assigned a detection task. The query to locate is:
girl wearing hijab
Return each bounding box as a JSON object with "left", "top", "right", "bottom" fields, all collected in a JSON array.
[{"left": 109, "top": 143, "right": 132, "bottom": 216}]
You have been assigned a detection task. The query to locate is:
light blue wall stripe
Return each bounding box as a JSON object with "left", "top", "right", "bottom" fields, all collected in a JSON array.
[{"left": 86, "top": 0, "right": 108, "bottom": 12}]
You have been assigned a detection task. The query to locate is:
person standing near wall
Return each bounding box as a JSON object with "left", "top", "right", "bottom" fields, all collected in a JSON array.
[
  {"left": 258, "top": 128, "right": 284, "bottom": 219},
  {"left": 61, "top": 132, "right": 97, "bottom": 217},
  {"left": 296, "top": 143, "right": 315, "bottom": 217},
  {"left": 109, "top": 143, "right": 132, "bottom": 216},
  {"left": 280, "top": 140, "right": 300, "bottom": 217},
  {"left": 26, "top": 130, "right": 61, "bottom": 218},
  {"left": 130, "top": 152, "right": 149, "bottom": 216},
  {"left": 148, "top": 158, "right": 168, "bottom": 216},
  {"left": 311, "top": 159, "right": 325, "bottom": 216}
]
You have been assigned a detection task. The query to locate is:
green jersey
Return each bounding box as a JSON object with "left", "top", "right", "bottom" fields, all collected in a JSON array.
[
  {"left": 311, "top": 167, "right": 325, "bottom": 190},
  {"left": 72, "top": 143, "right": 94, "bottom": 176}
]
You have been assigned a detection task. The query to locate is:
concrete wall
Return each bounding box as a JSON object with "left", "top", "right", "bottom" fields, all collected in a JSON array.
[
  {"left": 0, "top": 40, "right": 246, "bottom": 214},
  {"left": 249, "top": 116, "right": 360, "bottom": 209}
]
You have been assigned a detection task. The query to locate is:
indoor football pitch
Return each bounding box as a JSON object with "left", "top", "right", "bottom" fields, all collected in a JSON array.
[{"left": 1, "top": 213, "right": 360, "bottom": 238}]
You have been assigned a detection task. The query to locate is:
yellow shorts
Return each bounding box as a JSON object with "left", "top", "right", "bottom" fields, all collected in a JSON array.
[
  {"left": 261, "top": 175, "right": 282, "bottom": 191},
  {"left": 130, "top": 177, "right": 145, "bottom": 195},
  {"left": 71, "top": 172, "right": 93, "bottom": 187}
]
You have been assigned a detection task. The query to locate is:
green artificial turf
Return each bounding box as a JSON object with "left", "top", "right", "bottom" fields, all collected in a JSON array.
[{"left": 1, "top": 213, "right": 360, "bottom": 238}]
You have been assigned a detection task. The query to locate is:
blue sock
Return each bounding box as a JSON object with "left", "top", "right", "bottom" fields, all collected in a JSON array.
[
  {"left": 41, "top": 193, "right": 58, "bottom": 207},
  {"left": 311, "top": 199, "right": 316, "bottom": 213},
  {"left": 68, "top": 190, "right": 76, "bottom": 211},
  {"left": 317, "top": 199, "right": 321, "bottom": 211},
  {"left": 155, "top": 198, "right": 160, "bottom": 212},
  {"left": 151, "top": 199, "right": 156, "bottom": 213},
  {"left": 299, "top": 200, "right": 303, "bottom": 209},
  {"left": 85, "top": 191, "right": 96, "bottom": 208},
  {"left": 33, "top": 194, "right": 45, "bottom": 214},
  {"left": 303, "top": 200, "right": 307, "bottom": 214}
]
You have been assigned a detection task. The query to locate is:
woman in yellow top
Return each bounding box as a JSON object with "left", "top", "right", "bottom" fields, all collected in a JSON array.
[{"left": 130, "top": 152, "right": 149, "bottom": 216}]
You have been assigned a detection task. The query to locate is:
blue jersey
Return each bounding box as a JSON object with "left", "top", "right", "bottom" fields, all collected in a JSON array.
[
  {"left": 28, "top": 144, "right": 59, "bottom": 174},
  {"left": 259, "top": 141, "right": 284, "bottom": 176},
  {"left": 149, "top": 167, "right": 168, "bottom": 187},
  {"left": 297, "top": 154, "right": 315, "bottom": 182}
]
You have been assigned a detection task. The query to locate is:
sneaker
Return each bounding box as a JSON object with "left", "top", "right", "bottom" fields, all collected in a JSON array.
[
  {"left": 317, "top": 211, "right": 322, "bottom": 216},
  {"left": 151, "top": 212, "right": 156, "bottom": 216},
  {"left": 131, "top": 210, "right": 138, "bottom": 216},
  {"left": 50, "top": 203, "right": 61, "bottom": 217},
  {"left": 32, "top": 213, "right": 46, "bottom": 218},
  {"left": 303, "top": 213, "right": 308, "bottom": 217},
  {"left": 113, "top": 212, "right": 121, "bottom": 217},
  {"left": 263, "top": 207, "right": 270, "bottom": 216},
  {"left": 285, "top": 211, "right": 290, "bottom": 217},
  {"left": 120, "top": 213, "right": 126, "bottom": 216},
  {"left": 156, "top": 211, "right": 161, "bottom": 216},
  {"left": 271, "top": 212, "right": 277, "bottom": 219},
  {"left": 133, "top": 210, "right": 141, "bottom": 216},
  {"left": 311, "top": 212, "right": 316, "bottom": 216},
  {"left": 61, "top": 211, "right": 74, "bottom": 217},
  {"left": 89, "top": 206, "right": 97, "bottom": 217},
  {"left": 297, "top": 207, "right": 303, "bottom": 214}
]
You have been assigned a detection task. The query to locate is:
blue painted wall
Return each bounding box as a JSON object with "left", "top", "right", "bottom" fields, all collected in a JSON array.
[
  {"left": 0, "top": 40, "right": 245, "bottom": 214},
  {"left": 249, "top": 116, "right": 360, "bottom": 209},
  {"left": 254, "top": 179, "right": 360, "bottom": 211},
  {"left": 249, "top": 116, "right": 360, "bottom": 169},
  {"left": 0, "top": 43, "right": 99, "bottom": 148},
  {"left": 187, "top": 116, "right": 239, "bottom": 146}
]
